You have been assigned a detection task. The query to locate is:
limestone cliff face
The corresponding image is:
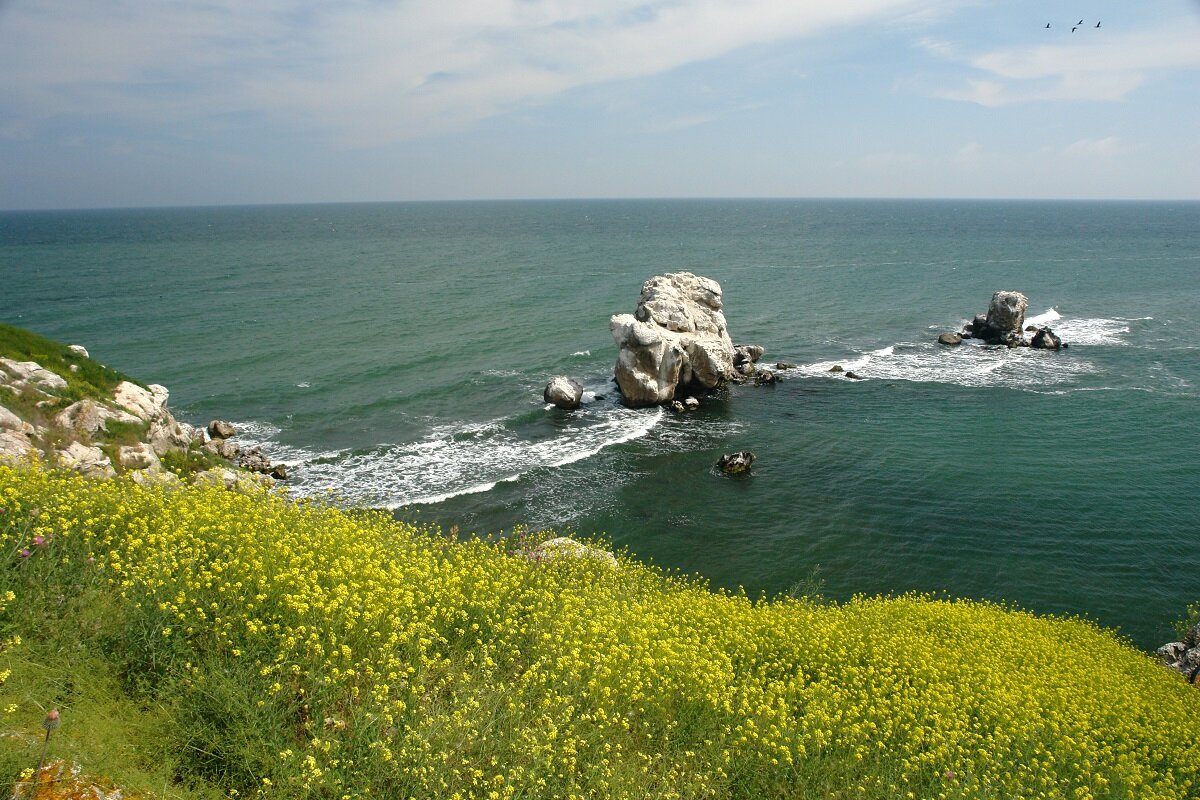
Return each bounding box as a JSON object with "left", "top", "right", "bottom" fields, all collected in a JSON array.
[
  {"left": 0, "top": 352, "right": 201, "bottom": 483},
  {"left": 609, "top": 272, "right": 738, "bottom": 406}
]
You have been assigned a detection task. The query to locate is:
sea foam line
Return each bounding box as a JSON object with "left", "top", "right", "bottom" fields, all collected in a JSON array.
[{"left": 234, "top": 406, "right": 664, "bottom": 509}]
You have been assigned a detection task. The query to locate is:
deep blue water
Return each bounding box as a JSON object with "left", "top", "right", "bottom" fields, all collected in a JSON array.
[{"left": 3, "top": 199, "right": 1198, "bottom": 648}]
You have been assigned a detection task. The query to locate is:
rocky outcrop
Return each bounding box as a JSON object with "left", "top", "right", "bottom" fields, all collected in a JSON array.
[
  {"left": 0, "top": 430, "right": 36, "bottom": 463},
  {"left": 1, "top": 331, "right": 280, "bottom": 489},
  {"left": 0, "top": 357, "right": 69, "bottom": 393},
  {"left": 958, "top": 292, "right": 1067, "bottom": 351},
  {"left": 609, "top": 272, "right": 745, "bottom": 407},
  {"left": 55, "top": 441, "right": 116, "bottom": 479},
  {"left": 55, "top": 399, "right": 141, "bottom": 437},
  {"left": 193, "top": 466, "right": 275, "bottom": 491},
  {"left": 528, "top": 537, "right": 619, "bottom": 569},
  {"left": 208, "top": 420, "right": 237, "bottom": 440},
  {"left": 938, "top": 332, "right": 962, "bottom": 347},
  {"left": 717, "top": 451, "right": 755, "bottom": 475},
  {"left": 1157, "top": 623, "right": 1200, "bottom": 682},
  {"left": 733, "top": 344, "right": 764, "bottom": 377},
  {"left": 1030, "top": 327, "right": 1063, "bottom": 350},
  {"left": 963, "top": 291, "right": 1029, "bottom": 346},
  {"left": 544, "top": 376, "right": 584, "bottom": 410}
]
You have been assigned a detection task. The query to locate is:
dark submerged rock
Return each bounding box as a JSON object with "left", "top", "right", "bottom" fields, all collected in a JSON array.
[
  {"left": 938, "top": 332, "right": 963, "bottom": 346},
  {"left": 717, "top": 450, "right": 755, "bottom": 475},
  {"left": 1030, "top": 327, "right": 1063, "bottom": 350}
]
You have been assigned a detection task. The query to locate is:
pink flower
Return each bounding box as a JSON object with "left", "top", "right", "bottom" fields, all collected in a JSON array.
[
  {"left": 19, "top": 549, "right": 30, "bottom": 558},
  {"left": 32, "top": 535, "right": 45, "bottom": 547}
]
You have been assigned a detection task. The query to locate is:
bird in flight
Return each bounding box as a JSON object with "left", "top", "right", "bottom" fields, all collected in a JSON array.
[
  {"left": 1095, "top": 21, "right": 1101, "bottom": 28},
  {"left": 1071, "top": 25, "right": 1078, "bottom": 32},
  {"left": 1045, "top": 22, "right": 1051, "bottom": 28},
  {"left": 1077, "top": 19, "right": 1084, "bottom": 25}
]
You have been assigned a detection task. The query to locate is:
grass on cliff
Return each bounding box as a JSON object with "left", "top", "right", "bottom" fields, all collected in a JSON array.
[
  {"left": 0, "top": 323, "right": 142, "bottom": 409},
  {"left": 1, "top": 463, "right": 1199, "bottom": 800}
]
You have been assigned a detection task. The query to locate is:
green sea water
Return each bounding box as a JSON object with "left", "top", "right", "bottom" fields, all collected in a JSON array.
[{"left": 3, "top": 199, "right": 1198, "bottom": 648}]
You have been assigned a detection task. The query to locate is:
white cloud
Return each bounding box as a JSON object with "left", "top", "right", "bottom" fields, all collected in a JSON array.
[
  {"left": 1063, "top": 136, "right": 1124, "bottom": 158},
  {"left": 0, "top": 0, "right": 947, "bottom": 146},
  {"left": 934, "top": 18, "right": 1200, "bottom": 106},
  {"left": 952, "top": 141, "right": 985, "bottom": 166}
]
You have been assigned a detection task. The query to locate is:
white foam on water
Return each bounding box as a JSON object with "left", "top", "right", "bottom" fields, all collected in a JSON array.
[
  {"left": 235, "top": 406, "right": 664, "bottom": 509},
  {"left": 571, "top": 350, "right": 591, "bottom": 357},
  {"left": 1050, "top": 317, "right": 1136, "bottom": 346},
  {"left": 793, "top": 341, "right": 1090, "bottom": 390},
  {"left": 1025, "top": 307, "right": 1061, "bottom": 328},
  {"left": 789, "top": 309, "right": 1140, "bottom": 390}
]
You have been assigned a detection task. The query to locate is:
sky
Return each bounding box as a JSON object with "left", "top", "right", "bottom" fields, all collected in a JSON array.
[{"left": 1, "top": 0, "right": 1198, "bottom": 209}]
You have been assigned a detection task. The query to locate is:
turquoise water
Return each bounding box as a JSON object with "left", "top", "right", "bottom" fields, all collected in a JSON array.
[{"left": 3, "top": 199, "right": 1198, "bottom": 648}]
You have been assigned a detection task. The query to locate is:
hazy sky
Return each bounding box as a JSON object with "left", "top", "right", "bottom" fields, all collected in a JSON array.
[{"left": 1, "top": 0, "right": 1198, "bottom": 209}]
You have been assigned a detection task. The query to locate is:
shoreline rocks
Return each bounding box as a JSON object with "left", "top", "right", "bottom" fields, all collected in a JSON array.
[
  {"left": 1, "top": 335, "right": 287, "bottom": 490},
  {"left": 1157, "top": 623, "right": 1200, "bottom": 682}
]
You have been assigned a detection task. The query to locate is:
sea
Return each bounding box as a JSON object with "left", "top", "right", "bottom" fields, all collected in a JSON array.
[{"left": 2, "top": 199, "right": 1198, "bottom": 650}]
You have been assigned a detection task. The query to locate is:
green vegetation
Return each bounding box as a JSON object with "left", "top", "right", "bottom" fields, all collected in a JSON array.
[
  {"left": 1, "top": 464, "right": 1198, "bottom": 799},
  {"left": 0, "top": 323, "right": 142, "bottom": 411},
  {"left": 158, "top": 444, "right": 228, "bottom": 478}
]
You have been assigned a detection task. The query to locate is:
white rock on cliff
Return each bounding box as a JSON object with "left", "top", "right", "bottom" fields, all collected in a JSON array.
[
  {"left": 54, "top": 399, "right": 141, "bottom": 437},
  {"left": 0, "top": 431, "right": 36, "bottom": 464},
  {"left": 113, "top": 381, "right": 170, "bottom": 421},
  {"left": 55, "top": 441, "right": 116, "bottom": 478},
  {"left": 609, "top": 272, "right": 738, "bottom": 406},
  {"left": 0, "top": 358, "right": 68, "bottom": 392}
]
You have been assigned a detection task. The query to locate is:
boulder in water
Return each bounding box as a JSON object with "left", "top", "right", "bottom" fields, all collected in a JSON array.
[
  {"left": 717, "top": 450, "right": 755, "bottom": 475},
  {"left": 543, "top": 376, "right": 584, "bottom": 410},
  {"left": 610, "top": 272, "right": 739, "bottom": 406},
  {"left": 733, "top": 344, "right": 765, "bottom": 376},
  {"left": 1030, "top": 327, "right": 1063, "bottom": 350},
  {"left": 938, "top": 332, "right": 963, "bottom": 346},
  {"left": 208, "top": 420, "right": 237, "bottom": 440},
  {"left": 964, "top": 291, "right": 1029, "bottom": 345}
]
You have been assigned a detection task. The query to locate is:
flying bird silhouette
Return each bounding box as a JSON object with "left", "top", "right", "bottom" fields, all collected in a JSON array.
[
  {"left": 1045, "top": 22, "right": 1051, "bottom": 28},
  {"left": 1095, "top": 21, "right": 1101, "bottom": 28},
  {"left": 1071, "top": 25, "right": 1078, "bottom": 32},
  {"left": 1077, "top": 19, "right": 1084, "bottom": 25}
]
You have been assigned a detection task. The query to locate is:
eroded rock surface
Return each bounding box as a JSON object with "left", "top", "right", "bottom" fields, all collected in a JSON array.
[
  {"left": 544, "top": 376, "right": 584, "bottom": 410},
  {"left": 610, "top": 272, "right": 741, "bottom": 406}
]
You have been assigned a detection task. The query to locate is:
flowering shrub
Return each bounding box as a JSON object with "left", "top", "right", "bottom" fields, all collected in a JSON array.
[{"left": 1, "top": 463, "right": 1198, "bottom": 799}]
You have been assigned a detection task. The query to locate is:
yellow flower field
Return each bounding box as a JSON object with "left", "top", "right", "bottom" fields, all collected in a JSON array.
[{"left": 1, "top": 463, "right": 1198, "bottom": 799}]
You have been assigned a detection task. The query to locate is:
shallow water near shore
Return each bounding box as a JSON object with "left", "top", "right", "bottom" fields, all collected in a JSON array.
[{"left": 3, "top": 198, "right": 1198, "bottom": 649}]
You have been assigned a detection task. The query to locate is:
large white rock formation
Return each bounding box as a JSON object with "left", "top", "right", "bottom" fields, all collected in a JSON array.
[{"left": 609, "top": 272, "right": 738, "bottom": 406}]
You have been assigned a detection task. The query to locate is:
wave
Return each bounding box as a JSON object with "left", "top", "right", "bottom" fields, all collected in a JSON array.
[
  {"left": 1024, "top": 307, "right": 1061, "bottom": 328},
  {"left": 234, "top": 405, "right": 663, "bottom": 509},
  {"left": 788, "top": 309, "right": 1139, "bottom": 391}
]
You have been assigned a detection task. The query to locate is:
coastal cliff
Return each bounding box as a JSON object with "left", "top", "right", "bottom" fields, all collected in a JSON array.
[{"left": 0, "top": 323, "right": 277, "bottom": 488}]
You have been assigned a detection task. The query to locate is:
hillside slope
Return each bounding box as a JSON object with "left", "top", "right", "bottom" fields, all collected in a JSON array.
[{"left": 1, "top": 465, "right": 1198, "bottom": 799}]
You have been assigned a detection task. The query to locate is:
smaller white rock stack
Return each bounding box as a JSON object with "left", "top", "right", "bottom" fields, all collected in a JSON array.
[{"left": 609, "top": 272, "right": 738, "bottom": 407}]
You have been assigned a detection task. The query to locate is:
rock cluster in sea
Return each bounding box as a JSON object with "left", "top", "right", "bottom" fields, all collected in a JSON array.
[
  {"left": 940, "top": 291, "right": 1065, "bottom": 350},
  {"left": 608, "top": 272, "right": 763, "bottom": 406}
]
